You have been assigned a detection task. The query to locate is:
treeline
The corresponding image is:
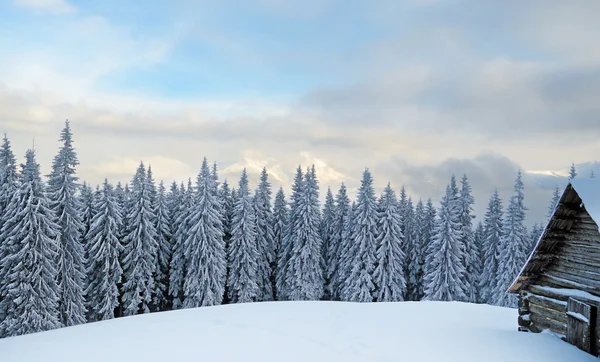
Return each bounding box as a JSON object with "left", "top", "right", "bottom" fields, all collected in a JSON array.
[{"left": 0, "top": 121, "right": 544, "bottom": 338}]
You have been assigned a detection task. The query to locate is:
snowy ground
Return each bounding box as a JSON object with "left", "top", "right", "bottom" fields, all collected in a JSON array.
[{"left": 0, "top": 301, "right": 596, "bottom": 362}]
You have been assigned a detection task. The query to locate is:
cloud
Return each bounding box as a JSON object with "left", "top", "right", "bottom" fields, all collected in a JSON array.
[{"left": 14, "top": 0, "right": 76, "bottom": 14}]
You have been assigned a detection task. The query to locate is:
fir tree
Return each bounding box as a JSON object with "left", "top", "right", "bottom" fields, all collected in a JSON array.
[
  {"left": 493, "top": 171, "right": 528, "bottom": 307},
  {"left": 121, "top": 163, "right": 159, "bottom": 315},
  {"left": 458, "top": 174, "right": 479, "bottom": 303},
  {"left": 227, "top": 169, "right": 259, "bottom": 303},
  {"left": 569, "top": 162, "right": 577, "bottom": 180},
  {"left": 373, "top": 183, "right": 406, "bottom": 302},
  {"left": 528, "top": 223, "right": 543, "bottom": 257},
  {"left": 547, "top": 185, "right": 561, "bottom": 220},
  {"left": 153, "top": 181, "right": 172, "bottom": 311},
  {"left": 276, "top": 166, "right": 303, "bottom": 300},
  {"left": 254, "top": 168, "right": 275, "bottom": 301},
  {"left": 80, "top": 182, "right": 95, "bottom": 245},
  {"left": 47, "top": 120, "right": 87, "bottom": 326},
  {"left": 272, "top": 187, "right": 287, "bottom": 300},
  {"left": 0, "top": 134, "right": 18, "bottom": 222},
  {"left": 474, "top": 221, "right": 486, "bottom": 303},
  {"left": 288, "top": 165, "right": 324, "bottom": 301},
  {"left": 423, "top": 180, "right": 467, "bottom": 302},
  {"left": 479, "top": 190, "right": 503, "bottom": 304},
  {"left": 337, "top": 202, "right": 356, "bottom": 301},
  {"left": 169, "top": 180, "right": 193, "bottom": 309},
  {"left": 220, "top": 179, "right": 235, "bottom": 248},
  {"left": 412, "top": 199, "right": 427, "bottom": 301},
  {"left": 341, "top": 169, "right": 378, "bottom": 302},
  {"left": 321, "top": 187, "right": 337, "bottom": 300},
  {"left": 591, "top": 170, "right": 596, "bottom": 179},
  {"left": 0, "top": 149, "right": 61, "bottom": 337},
  {"left": 420, "top": 198, "right": 437, "bottom": 283},
  {"left": 85, "top": 179, "right": 122, "bottom": 321},
  {"left": 328, "top": 183, "right": 350, "bottom": 301},
  {"left": 182, "top": 158, "right": 226, "bottom": 307},
  {"left": 404, "top": 198, "right": 421, "bottom": 301}
]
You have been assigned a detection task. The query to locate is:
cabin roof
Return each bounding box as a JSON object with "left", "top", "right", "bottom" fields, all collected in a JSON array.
[{"left": 508, "top": 179, "right": 600, "bottom": 293}]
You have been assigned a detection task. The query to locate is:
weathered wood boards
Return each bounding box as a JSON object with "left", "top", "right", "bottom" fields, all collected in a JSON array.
[{"left": 566, "top": 298, "right": 595, "bottom": 354}]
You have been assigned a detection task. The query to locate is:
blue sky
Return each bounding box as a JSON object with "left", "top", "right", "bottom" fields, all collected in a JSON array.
[{"left": 0, "top": 0, "right": 599, "bottom": 223}]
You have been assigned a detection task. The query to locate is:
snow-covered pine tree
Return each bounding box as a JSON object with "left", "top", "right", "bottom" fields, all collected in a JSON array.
[
  {"left": 220, "top": 179, "right": 234, "bottom": 248},
  {"left": 528, "top": 223, "right": 543, "bottom": 256},
  {"left": 0, "top": 134, "right": 18, "bottom": 223},
  {"left": 591, "top": 170, "right": 596, "bottom": 179},
  {"left": 569, "top": 162, "right": 577, "bottom": 180},
  {"left": 328, "top": 183, "right": 350, "bottom": 301},
  {"left": 153, "top": 181, "right": 172, "bottom": 311},
  {"left": 181, "top": 158, "right": 226, "bottom": 307},
  {"left": 276, "top": 166, "right": 303, "bottom": 301},
  {"left": 254, "top": 167, "right": 275, "bottom": 301},
  {"left": 412, "top": 199, "right": 427, "bottom": 301},
  {"left": 272, "top": 187, "right": 287, "bottom": 300},
  {"left": 373, "top": 183, "right": 406, "bottom": 302},
  {"left": 474, "top": 221, "right": 485, "bottom": 303},
  {"left": 288, "top": 165, "right": 324, "bottom": 301},
  {"left": 341, "top": 169, "right": 378, "bottom": 302},
  {"left": 398, "top": 186, "right": 408, "bottom": 234},
  {"left": 121, "top": 163, "right": 159, "bottom": 315},
  {"left": 337, "top": 201, "right": 356, "bottom": 301},
  {"left": 321, "top": 187, "right": 337, "bottom": 300},
  {"left": 423, "top": 180, "right": 467, "bottom": 302},
  {"left": 227, "top": 169, "right": 259, "bottom": 303},
  {"left": 85, "top": 179, "right": 122, "bottom": 321},
  {"left": 80, "top": 182, "right": 95, "bottom": 245},
  {"left": 479, "top": 190, "right": 504, "bottom": 304},
  {"left": 547, "top": 185, "right": 561, "bottom": 220},
  {"left": 458, "top": 174, "right": 479, "bottom": 303},
  {"left": 47, "top": 120, "right": 87, "bottom": 327},
  {"left": 493, "top": 171, "right": 528, "bottom": 307},
  {"left": 169, "top": 180, "right": 193, "bottom": 309},
  {"left": 404, "top": 197, "right": 421, "bottom": 301},
  {"left": 0, "top": 149, "right": 61, "bottom": 337},
  {"left": 419, "top": 198, "right": 437, "bottom": 287}
]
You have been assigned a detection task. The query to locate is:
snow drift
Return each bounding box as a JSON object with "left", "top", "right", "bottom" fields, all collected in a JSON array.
[{"left": 0, "top": 301, "right": 596, "bottom": 362}]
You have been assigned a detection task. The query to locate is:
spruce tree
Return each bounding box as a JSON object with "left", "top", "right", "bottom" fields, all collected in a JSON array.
[
  {"left": 227, "top": 169, "right": 259, "bottom": 303},
  {"left": 85, "top": 179, "right": 122, "bottom": 321},
  {"left": 474, "top": 221, "right": 486, "bottom": 303},
  {"left": 458, "top": 174, "right": 479, "bottom": 303},
  {"left": 341, "top": 169, "right": 378, "bottom": 302},
  {"left": 547, "top": 185, "right": 561, "bottom": 220},
  {"left": 276, "top": 166, "right": 303, "bottom": 300},
  {"left": 423, "top": 180, "right": 467, "bottom": 302},
  {"left": 153, "top": 181, "right": 172, "bottom": 311},
  {"left": 220, "top": 179, "right": 235, "bottom": 249},
  {"left": 169, "top": 180, "right": 193, "bottom": 309},
  {"left": 373, "top": 183, "right": 406, "bottom": 302},
  {"left": 412, "top": 199, "right": 427, "bottom": 301},
  {"left": 479, "top": 190, "right": 504, "bottom": 304},
  {"left": 0, "top": 149, "right": 61, "bottom": 337},
  {"left": 321, "top": 187, "right": 337, "bottom": 300},
  {"left": 493, "top": 171, "right": 528, "bottom": 307},
  {"left": 328, "top": 183, "right": 350, "bottom": 301},
  {"left": 0, "top": 134, "right": 18, "bottom": 223},
  {"left": 121, "top": 163, "right": 159, "bottom": 315},
  {"left": 80, "top": 182, "right": 95, "bottom": 245},
  {"left": 288, "top": 165, "right": 324, "bottom": 301},
  {"left": 254, "top": 168, "right": 275, "bottom": 301},
  {"left": 528, "top": 223, "right": 543, "bottom": 257},
  {"left": 337, "top": 202, "right": 356, "bottom": 301},
  {"left": 47, "top": 120, "right": 87, "bottom": 326},
  {"left": 569, "top": 162, "right": 577, "bottom": 180},
  {"left": 420, "top": 199, "right": 437, "bottom": 283},
  {"left": 182, "top": 158, "right": 226, "bottom": 307},
  {"left": 404, "top": 198, "right": 420, "bottom": 301},
  {"left": 272, "top": 187, "right": 287, "bottom": 300}
]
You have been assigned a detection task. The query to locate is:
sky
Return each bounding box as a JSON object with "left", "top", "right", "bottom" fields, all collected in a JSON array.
[{"left": 0, "top": 0, "right": 599, "bottom": 224}]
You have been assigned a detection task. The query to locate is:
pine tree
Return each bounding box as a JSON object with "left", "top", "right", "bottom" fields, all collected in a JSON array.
[
  {"left": 474, "top": 221, "right": 486, "bottom": 303},
  {"left": 272, "top": 187, "right": 287, "bottom": 300},
  {"left": 341, "top": 169, "right": 377, "bottom": 302},
  {"left": 153, "top": 181, "right": 172, "bottom": 311},
  {"left": 276, "top": 167, "right": 303, "bottom": 300},
  {"left": 423, "top": 180, "right": 467, "bottom": 302},
  {"left": 80, "top": 182, "right": 95, "bottom": 245},
  {"left": 0, "top": 149, "right": 61, "bottom": 337},
  {"left": 337, "top": 202, "right": 356, "bottom": 301},
  {"left": 373, "top": 183, "right": 406, "bottom": 302},
  {"left": 85, "top": 179, "right": 122, "bottom": 321},
  {"left": 420, "top": 198, "right": 437, "bottom": 284},
  {"left": 528, "top": 223, "right": 543, "bottom": 257},
  {"left": 47, "top": 120, "right": 87, "bottom": 326},
  {"left": 328, "top": 183, "right": 351, "bottom": 301},
  {"left": 591, "top": 170, "right": 596, "bottom": 179},
  {"left": 0, "top": 134, "right": 18, "bottom": 223},
  {"left": 220, "top": 179, "right": 235, "bottom": 249},
  {"left": 254, "top": 168, "right": 275, "bottom": 301},
  {"left": 227, "top": 169, "right": 259, "bottom": 303},
  {"left": 569, "top": 162, "right": 577, "bottom": 180},
  {"left": 404, "top": 198, "right": 421, "bottom": 301},
  {"left": 181, "top": 158, "right": 226, "bottom": 307},
  {"left": 493, "top": 171, "right": 528, "bottom": 307},
  {"left": 458, "top": 174, "right": 479, "bottom": 303},
  {"left": 288, "top": 165, "right": 324, "bottom": 301},
  {"left": 412, "top": 199, "right": 427, "bottom": 301},
  {"left": 169, "top": 180, "right": 193, "bottom": 309},
  {"left": 547, "top": 185, "right": 561, "bottom": 220},
  {"left": 121, "top": 163, "right": 159, "bottom": 315},
  {"left": 479, "top": 190, "right": 503, "bottom": 304},
  {"left": 321, "top": 187, "right": 337, "bottom": 300}
]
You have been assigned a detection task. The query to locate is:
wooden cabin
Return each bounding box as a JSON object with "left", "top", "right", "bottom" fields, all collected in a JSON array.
[{"left": 509, "top": 178, "right": 600, "bottom": 355}]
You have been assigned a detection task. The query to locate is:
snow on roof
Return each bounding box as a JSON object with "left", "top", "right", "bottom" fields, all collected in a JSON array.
[{"left": 570, "top": 178, "right": 600, "bottom": 230}]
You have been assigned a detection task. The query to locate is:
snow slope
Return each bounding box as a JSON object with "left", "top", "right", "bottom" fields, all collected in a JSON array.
[{"left": 0, "top": 301, "right": 596, "bottom": 362}]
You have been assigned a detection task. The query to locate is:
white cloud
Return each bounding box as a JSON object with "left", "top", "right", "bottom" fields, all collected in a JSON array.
[{"left": 13, "top": 0, "right": 76, "bottom": 14}]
